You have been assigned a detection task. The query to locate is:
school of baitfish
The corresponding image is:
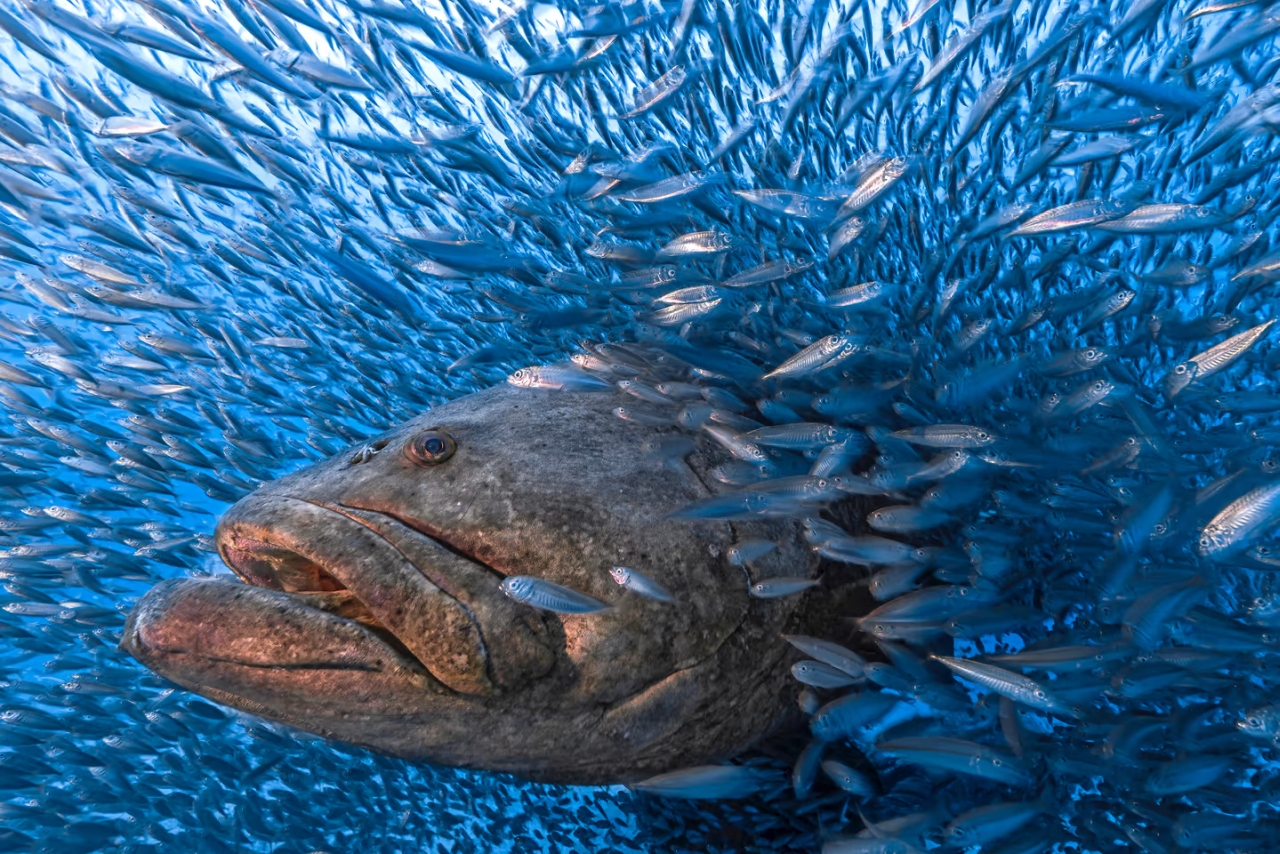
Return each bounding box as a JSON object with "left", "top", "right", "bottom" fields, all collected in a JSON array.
[{"left": 0, "top": 0, "right": 1277, "bottom": 849}]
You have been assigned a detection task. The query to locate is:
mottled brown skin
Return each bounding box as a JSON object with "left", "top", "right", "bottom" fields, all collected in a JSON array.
[{"left": 122, "top": 384, "right": 850, "bottom": 786}]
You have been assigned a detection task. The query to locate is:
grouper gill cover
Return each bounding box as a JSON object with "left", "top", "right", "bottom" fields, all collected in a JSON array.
[{"left": 0, "top": 0, "right": 1278, "bottom": 849}]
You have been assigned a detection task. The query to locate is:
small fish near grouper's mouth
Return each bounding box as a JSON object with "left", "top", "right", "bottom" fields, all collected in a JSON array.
[{"left": 123, "top": 383, "right": 848, "bottom": 786}]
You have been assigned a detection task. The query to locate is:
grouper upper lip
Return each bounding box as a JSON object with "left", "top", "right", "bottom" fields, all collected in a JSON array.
[
  {"left": 211, "top": 494, "right": 561, "bottom": 698},
  {"left": 213, "top": 496, "right": 506, "bottom": 696},
  {"left": 210, "top": 510, "right": 443, "bottom": 682}
]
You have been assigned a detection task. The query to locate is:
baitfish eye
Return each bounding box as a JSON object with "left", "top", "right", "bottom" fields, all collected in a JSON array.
[{"left": 406, "top": 429, "right": 457, "bottom": 466}]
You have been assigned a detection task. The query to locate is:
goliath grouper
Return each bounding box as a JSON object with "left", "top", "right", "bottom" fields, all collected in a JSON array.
[{"left": 123, "top": 383, "right": 867, "bottom": 786}]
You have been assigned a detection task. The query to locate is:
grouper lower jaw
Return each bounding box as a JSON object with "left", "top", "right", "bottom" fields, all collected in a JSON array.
[{"left": 121, "top": 578, "right": 444, "bottom": 715}]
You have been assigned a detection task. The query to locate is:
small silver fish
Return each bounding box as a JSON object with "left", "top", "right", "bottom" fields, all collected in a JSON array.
[
  {"left": 749, "top": 577, "right": 820, "bottom": 598},
  {"left": 889, "top": 424, "right": 998, "bottom": 448},
  {"left": 814, "top": 534, "right": 918, "bottom": 566},
  {"left": 1239, "top": 705, "right": 1280, "bottom": 741},
  {"left": 723, "top": 258, "right": 813, "bottom": 287},
  {"left": 1165, "top": 318, "right": 1276, "bottom": 398},
  {"left": 823, "top": 280, "right": 899, "bottom": 311},
  {"left": 608, "top": 565, "right": 673, "bottom": 602},
  {"left": 782, "top": 635, "right": 868, "bottom": 678},
  {"left": 820, "top": 759, "right": 876, "bottom": 796},
  {"left": 727, "top": 539, "right": 779, "bottom": 565},
  {"left": 943, "top": 800, "right": 1045, "bottom": 848},
  {"left": 866, "top": 504, "right": 953, "bottom": 533},
  {"left": 791, "top": 739, "right": 824, "bottom": 799},
  {"left": 791, "top": 660, "right": 861, "bottom": 689},
  {"left": 1199, "top": 481, "right": 1280, "bottom": 558},
  {"left": 763, "top": 334, "right": 859, "bottom": 380},
  {"left": 655, "top": 230, "right": 736, "bottom": 258},
  {"left": 702, "top": 424, "right": 773, "bottom": 468},
  {"left": 932, "top": 655, "right": 1077, "bottom": 717},
  {"left": 745, "top": 422, "right": 852, "bottom": 449},
  {"left": 1144, "top": 755, "right": 1233, "bottom": 795},
  {"left": 877, "top": 736, "right": 1033, "bottom": 786},
  {"left": 613, "top": 171, "right": 721, "bottom": 204},
  {"left": 810, "top": 436, "right": 867, "bottom": 477},
  {"left": 629, "top": 764, "right": 770, "bottom": 799},
  {"left": 867, "top": 562, "right": 929, "bottom": 601},
  {"left": 613, "top": 406, "right": 674, "bottom": 427},
  {"left": 507, "top": 365, "right": 612, "bottom": 391},
  {"left": 499, "top": 576, "right": 609, "bottom": 614},
  {"left": 809, "top": 691, "right": 900, "bottom": 742}
]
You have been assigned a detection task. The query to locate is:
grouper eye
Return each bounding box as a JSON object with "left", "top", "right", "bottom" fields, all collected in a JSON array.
[{"left": 406, "top": 429, "right": 457, "bottom": 466}]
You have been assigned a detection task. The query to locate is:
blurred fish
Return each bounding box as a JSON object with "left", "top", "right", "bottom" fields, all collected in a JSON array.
[{"left": 630, "top": 765, "right": 773, "bottom": 799}]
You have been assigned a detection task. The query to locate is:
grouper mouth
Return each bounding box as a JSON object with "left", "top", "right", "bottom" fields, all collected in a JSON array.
[
  {"left": 124, "top": 495, "right": 558, "bottom": 706},
  {"left": 217, "top": 504, "right": 442, "bottom": 677}
]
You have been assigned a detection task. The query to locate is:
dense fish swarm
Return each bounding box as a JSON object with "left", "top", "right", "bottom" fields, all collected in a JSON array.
[{"left": 0, "top": 0, "right": 1278, "bottom": 849}]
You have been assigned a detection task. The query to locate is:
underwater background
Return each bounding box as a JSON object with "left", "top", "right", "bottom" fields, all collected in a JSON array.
[{"left": 0, "top": 0, "right": 1278, "bottom": 850}]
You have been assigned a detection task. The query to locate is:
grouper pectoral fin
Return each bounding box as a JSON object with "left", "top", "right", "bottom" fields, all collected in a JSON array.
[
  {"left": 219, "top": 496, "right": 496, "bottom": 696},
  {"left": 599, "top": 666, "right": 705, "bottom": 752}
]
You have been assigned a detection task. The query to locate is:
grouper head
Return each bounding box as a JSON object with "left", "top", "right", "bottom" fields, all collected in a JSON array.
[{"left": 123, "top": 384, "right": 827, "bottom": 785}]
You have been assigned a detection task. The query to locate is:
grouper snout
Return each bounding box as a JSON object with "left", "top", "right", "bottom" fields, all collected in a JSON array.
[{"left": 124, "top": 383, "right": 824, "bottom": 785}]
